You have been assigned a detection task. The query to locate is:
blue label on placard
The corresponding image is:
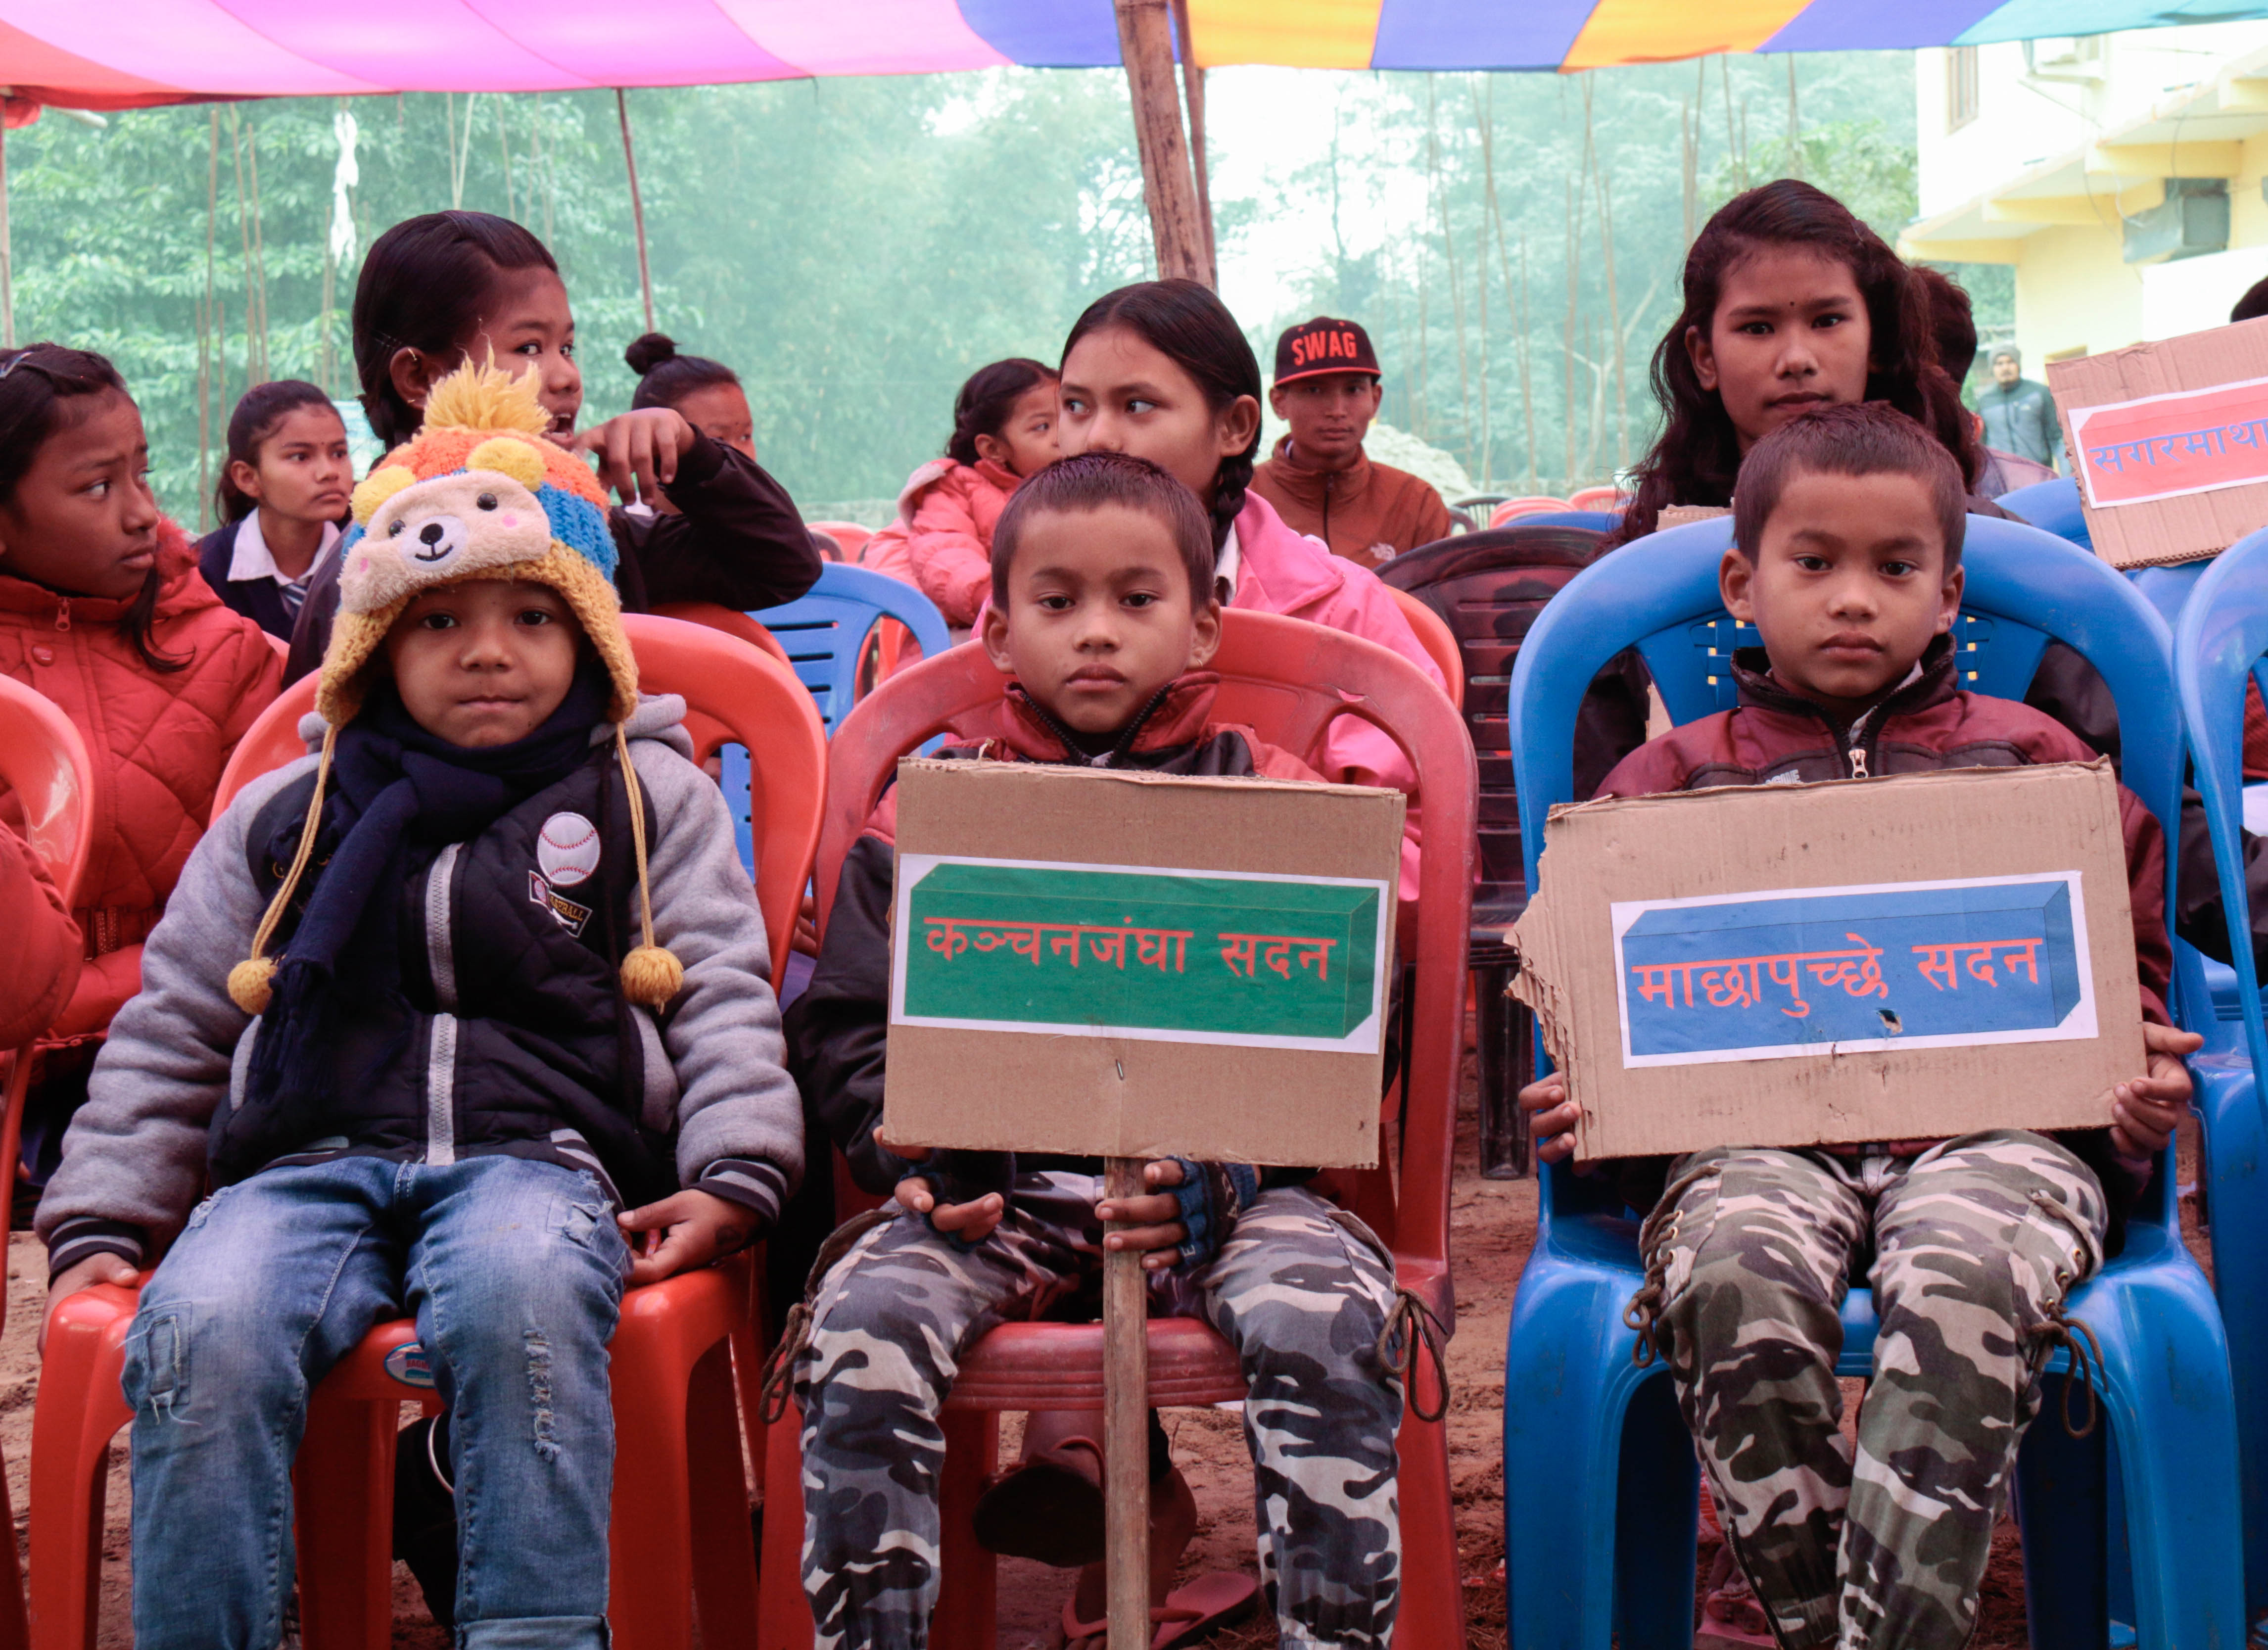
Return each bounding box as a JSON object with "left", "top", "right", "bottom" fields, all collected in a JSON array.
[{"left": 1613, "top": 875, "right": 2094, "bottom": 1066}]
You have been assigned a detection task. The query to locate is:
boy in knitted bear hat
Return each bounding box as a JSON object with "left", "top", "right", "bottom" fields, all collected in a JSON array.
[{"left": 37, "top": 359, "right": 802, "bottom": 1650}]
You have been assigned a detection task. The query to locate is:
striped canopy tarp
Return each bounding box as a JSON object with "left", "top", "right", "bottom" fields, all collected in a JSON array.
[{"left": 0, "top": 0, "right": 2242, "bottom": 107}]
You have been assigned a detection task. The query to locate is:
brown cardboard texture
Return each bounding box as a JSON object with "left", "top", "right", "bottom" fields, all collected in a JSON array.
[
  {"left": 883, "top": 758, "right": 1405, "bottom": 1168},
  {"left": 2049, "top": 317, "right": 2268, "bottom": 567},
  {"left": 1507, "top": 763, "right": 2146, "bottom": 1162}
]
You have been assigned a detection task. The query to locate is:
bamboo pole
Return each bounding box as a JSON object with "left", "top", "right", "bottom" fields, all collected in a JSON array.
[
  {"left": 1721, "top": 58, "right": 1740, "bottom": 190},
  {"left": 531, "top": 99, "right": 555, "bottom": 247},
  {"left": 1112, "top": 0, "right": 1211, "bottom": 285},
  {"left": 500, "top": 94, "right": 517, "bottom": 224},
  {"left": 616, "top": 90, "right": 657, "bottom": 334},
  {"left": 199, "top": 110, "right": 218, "bottom": 522},
  {"left": 1786, "top": 58, "right": 1801, "bottom": 179},
  {"left": 1102, "top": 1157, "right": 1151, "bottom": 1650},
  {"left": 247, "top": 120, "right": 270, "bottom": 384},
  {"left": 1595, "top": 156, "right": 1627, "bottom": 468},
  {"left": 1167, "top": 0, "right": 1215, "bottom": 280},
  {"left": 0, "top": 113, "right": 12, "bottom": 352},
  {"left": 1519, "top": 231, "right": 1536, "bottom": 491},
  {"left": 1426, "top": 78, "right": 1471, "bottom": 461}
]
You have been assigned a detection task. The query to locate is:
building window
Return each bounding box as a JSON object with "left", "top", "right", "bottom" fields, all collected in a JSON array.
[{"left": 1948, "top": 47, "right": 1980, "bottom": 132}]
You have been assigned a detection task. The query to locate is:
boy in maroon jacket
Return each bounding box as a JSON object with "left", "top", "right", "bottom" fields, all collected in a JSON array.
[{"left": 1520, "top": 403, "right": 2198, "bottom": 1650}]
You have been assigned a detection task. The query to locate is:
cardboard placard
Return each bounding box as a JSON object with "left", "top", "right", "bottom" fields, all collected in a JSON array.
[
  {"left": 883, "top": 758, "right": 1404, "bottom": 1168},
  {"left": 1507, "top": 762, "right": 2146, "bottom": 1162},
  {"left": 2049, "top": 317, "right": 2268, "bottom": 566}
]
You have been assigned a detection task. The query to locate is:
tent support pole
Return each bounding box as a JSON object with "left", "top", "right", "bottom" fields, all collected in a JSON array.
[
  {"left": 1, "top": 104, "right": 15, "bottom": 351},
  {"left": 1168, "top": 0, "right": 1215, "bottom": 278},
  {"left": 1112, "top": 0, "right": 1212, "bottom": 286},
  {"left": 616, "top": 89, "right": 656, "bottom": 334}
]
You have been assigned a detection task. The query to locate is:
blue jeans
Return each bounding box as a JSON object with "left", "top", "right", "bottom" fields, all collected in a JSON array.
[{"left": 122, "top": 1154, "right": 629, "bottom": 1650}]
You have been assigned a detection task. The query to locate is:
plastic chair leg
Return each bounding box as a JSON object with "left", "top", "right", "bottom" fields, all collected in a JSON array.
[
  {"left": 2015, "top": 1376, "right": 2109, "bottom": 1650},
  {"left": 2198, "top": 1059, "right": 2268, "bottom": 1626},
  {"left": 1393, "top": 1403, "right": 1465, "bottom": 1648},
  {"left": 28, "top": 1289, "right": 136, "bottom": 1650},
  {"left": 291, "top": 1393, "right": 399, "bottom": 1650},
  {"left": 2079, "top": 1267, "right": 2247, "bottom": 1650},
  {"left": 755, "top": 1410, "right": 813, "bottom": 1650},
  {"left": 687, "top": 1343, "right": 760, "bottom": 1650},
  {"left": 928, "top": 1411, "right": 997, "bottom": 1650},
  {"left": 1612, "top": 1371, "right": 1698, "bottom": 1650},
  {"left": 608, "top": 1358, "right": 698, "bottom": 1650}
]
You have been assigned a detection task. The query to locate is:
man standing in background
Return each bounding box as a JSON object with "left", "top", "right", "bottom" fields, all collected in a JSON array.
[
  {"left": 1974, "top": 346, "right": 2064, "bottom": 473},
  {"left": 1251, "top": 317, "right": 1452, "bottom": 567}
]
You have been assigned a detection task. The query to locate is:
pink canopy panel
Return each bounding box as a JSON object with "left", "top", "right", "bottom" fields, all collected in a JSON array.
[{"left": 0, "top": 0, "right": 2253, "bottom": 107}]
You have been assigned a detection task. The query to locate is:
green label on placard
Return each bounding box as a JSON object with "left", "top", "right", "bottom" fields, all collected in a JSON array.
[{"left": 891, "top": 855, "right": 1388, "bottom": 1051}]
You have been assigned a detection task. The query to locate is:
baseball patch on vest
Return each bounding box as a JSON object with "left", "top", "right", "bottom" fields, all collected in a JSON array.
[
  {"left": 537, "top": 811, "right": 602, "bottom": 887},
  {"left": 530, "top": 871, "right": 594, "bottom": 936}
]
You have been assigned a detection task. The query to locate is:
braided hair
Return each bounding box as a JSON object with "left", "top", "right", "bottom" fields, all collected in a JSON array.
[
  {"left": 1063, "top": 280, "right": 1262, "bottom": 551},
  {"left": 0, "top": 343, "right": 184, "bottom": 672},
  {"left": 946, "top": 358, "right": 1056, "bottom": 467},
  {"left": 1615, "top": 180, "right": 1980, "bottom": 546}
]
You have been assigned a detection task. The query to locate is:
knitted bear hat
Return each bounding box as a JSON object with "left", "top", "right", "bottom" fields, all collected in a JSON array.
[{"left": 229, "top": 359, "right": 682, "bottom": 1015}]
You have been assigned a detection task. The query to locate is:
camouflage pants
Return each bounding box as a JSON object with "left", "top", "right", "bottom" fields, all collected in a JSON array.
[
  {"left": 1636, "top": 1130, "right": 2107, "bottom": 1650},
  {"left": 794, "top": 1176, "right": 1404, "bottom": 1650}
]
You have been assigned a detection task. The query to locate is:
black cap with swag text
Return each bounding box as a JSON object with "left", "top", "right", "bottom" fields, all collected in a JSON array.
[{"left": 1273, "top": 317, "right": 1381, "bottom": 386}]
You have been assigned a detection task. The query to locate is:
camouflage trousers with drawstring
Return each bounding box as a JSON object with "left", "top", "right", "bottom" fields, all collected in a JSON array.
[
  {"left": 1630, "top": 1129, "right": 2109, "bottom": 1650},
  {"left": 791, "top": 1176, "right": 1406, "bottom": 1650}
]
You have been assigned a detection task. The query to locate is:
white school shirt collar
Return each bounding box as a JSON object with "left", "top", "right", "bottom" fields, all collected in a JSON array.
[
  {"left": 228, "top": 510, "right": 340, "bottom": 594},
  {"left": 1213, "top": 520, "right": 1241, "bottom": 606}
]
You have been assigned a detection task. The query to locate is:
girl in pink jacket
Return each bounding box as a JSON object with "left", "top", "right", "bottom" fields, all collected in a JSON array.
[
  {"left": 863, "top": 358, "right": 1059, "bottom": 627},
  {"left": 1056, "top": 280, "right": 1444, "bottom": 896}
]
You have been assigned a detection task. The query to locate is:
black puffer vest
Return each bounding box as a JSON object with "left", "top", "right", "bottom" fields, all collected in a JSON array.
[{"left": 214, "top": 745, "right": 673, "bottom": 1201}]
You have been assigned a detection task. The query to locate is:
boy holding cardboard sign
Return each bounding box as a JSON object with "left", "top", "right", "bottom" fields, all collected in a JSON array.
[
  {"left": 1519, "top": 404, "right": 2198, "bottom": 1650},
  {"left": 782, "top": 452, "right": 1410, "bottom": 1650}
]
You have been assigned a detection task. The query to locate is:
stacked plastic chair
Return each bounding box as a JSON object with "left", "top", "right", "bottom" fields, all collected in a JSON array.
[
  {"left": 752, "top": 607, "right": 1476, "bottom": 1649},
  {"left": 2172, "top": 526, "right": 2268, "bottom": 1642},
  {"left": 28, "top": 614, "right": 828, "bottom": 1650},
  {"left": 1502, "top": 512, "right": 2244, "bottom": 1649}
]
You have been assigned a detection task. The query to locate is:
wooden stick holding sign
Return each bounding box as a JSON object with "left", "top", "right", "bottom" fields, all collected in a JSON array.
[
  {"left": 1103, "top": 1156, "right": 1151, "bottom": 1650},
  {"left": 882, "top": 759, "right": 1401, "bottom": 1646}
]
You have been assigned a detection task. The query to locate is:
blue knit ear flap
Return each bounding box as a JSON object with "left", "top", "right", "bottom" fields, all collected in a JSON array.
[{"left": 538, "top": 485, "right": 619, "bottom": 581}]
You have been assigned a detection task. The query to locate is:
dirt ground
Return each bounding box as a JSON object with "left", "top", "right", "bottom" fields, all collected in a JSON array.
[{"left": 0, "top": 1035, "right": 2209, "bottom": 1648}]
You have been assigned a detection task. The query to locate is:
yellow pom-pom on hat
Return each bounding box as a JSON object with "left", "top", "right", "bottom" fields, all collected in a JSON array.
[
  {"left": 468, "top": 435, "right": 547, "bottom": 490},
  {"left": 351, "top": 465, "right": 415, "bottom": 526}
]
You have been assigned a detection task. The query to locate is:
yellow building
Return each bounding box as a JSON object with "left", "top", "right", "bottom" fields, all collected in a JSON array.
[{"left": 1905, "top": 25, "right": 2268, "bottom": 363}]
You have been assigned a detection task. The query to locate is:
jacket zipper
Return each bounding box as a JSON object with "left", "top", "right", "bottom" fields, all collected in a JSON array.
[
  {"left": 422, "top": 845, "right": 462, "bottom": 1166},
  {"left": 1847, "top": 744, "right": 1869, "bottom": 779},
  {"left": 52, "top": 597, "right": 69, "bottom": 632}
]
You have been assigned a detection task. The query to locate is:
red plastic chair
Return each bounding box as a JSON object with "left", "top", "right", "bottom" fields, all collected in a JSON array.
[
  {"left": 1387, "top": 585, "right": 1465, "bottom": 707},
  {"left": 0, "top": 676, "right": 98, "bottom": 1650},
  {"left": 651, "top": 601, "right": 795, "bottom": 670},
  {"left": 33, "top": 614, "right": 827, "bottom": 1650},
  {"left": 1565, "top": 484, "right": 1628, "bottom": 514},
  {"left": 753, "top": 608, "right": 1476, "bottom": 1650},
  {"left": 1487, "top": 495, "right": 1573, "bottom": 527},
  {"left": 806, "top": 520, "right": 873, "bottom": 563}
]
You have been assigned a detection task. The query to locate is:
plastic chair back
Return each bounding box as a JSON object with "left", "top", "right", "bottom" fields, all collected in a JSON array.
[
  {"left": 751, "top": 562, "right": 953, "bottom": 734},
  {"left": 212, "top": 614, "right": 825, "bottom": 970},
  {"left": 1380, "top": 525, "right": 1607, "bottom": 915},
  {"left": 1384, "top": 585, "right": 1464, "bottom": 706},
  {"left": 1566, "top": 485, "right": 1628, "bottom": 514},
  {"left": 1998, "top": 475, "right": 2091, "bottom": 549},
  {"left": 820, "top": 607, "right": 1476, "bottom": 1288},
  {"left": 649, "top": 600, "right": 793, "bottom": 667},
  {"left": 1489, "top": 495, "right": 1574, "bottom": 528},
  {"left": 806, "top": 520, "right": 873, "bottom": 562}
]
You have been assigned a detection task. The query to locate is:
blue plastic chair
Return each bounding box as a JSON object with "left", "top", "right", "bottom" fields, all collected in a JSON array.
[
  {"left": 2173, "top": 528, "right": 2268, "bottom": 1635},
  {"left": 1999, "top": 475, "right": 2092, "bottom": 549},
  {"left": 1502, "top": 513, "right": 2243, "bottom": 1650},
  {"left": 722, "top": 565, "right": 954, "bottom": 873},
  {"left": 750, "top": 562, "right": 953, "bottom": 734}
]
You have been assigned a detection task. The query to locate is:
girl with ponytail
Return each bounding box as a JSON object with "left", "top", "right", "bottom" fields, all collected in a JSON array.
[{"left": 860, "top": 357, "right": 1058, "bottom": 627}]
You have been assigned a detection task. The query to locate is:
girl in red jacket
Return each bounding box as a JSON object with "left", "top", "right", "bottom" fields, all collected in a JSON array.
[
  {"left": 0, "top": 344, "right": 282, "bottom": 1176},
  {"left": 861, "top": 357, "right": 1058, "bottom": 627}
]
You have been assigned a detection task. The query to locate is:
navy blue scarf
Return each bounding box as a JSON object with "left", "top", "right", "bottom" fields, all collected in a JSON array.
[{"left": 244, "top": 660, "right": 613, "bottom": 1122}]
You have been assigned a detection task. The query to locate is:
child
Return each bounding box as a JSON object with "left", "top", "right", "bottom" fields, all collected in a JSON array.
[
  {"left": 1249, "top": 316, "right": 1452, "bottom": 566},
  {"left": 1056, "top": 279, "right": 1443, "bottom": 894},
  {"left": 0, "top": 343, "right": 282, "bottom": 1166},
  {"left": 37, "top": 359, "right": 802, "bottom": 1650},
  {"left": 1520, "top": 403, "right": 2199, "bottom": 1650},
  {"left": 196, "top": 379, "right": 353, "bottom": 638},
  {"left": 287, "top": 209, "right": 823, "bottom": 679},
  {"left": 860, "top": 358, "right": 1059, "bottom": 628},
  {"left": 784, "top": 451, "right": 1407, "bottom": 1650},
  {"left": 1612, "top": 180, "right": 1979, "bottom": 548},
  {"left": 625, "top": 330, "right": 757, "bottom": 457}
]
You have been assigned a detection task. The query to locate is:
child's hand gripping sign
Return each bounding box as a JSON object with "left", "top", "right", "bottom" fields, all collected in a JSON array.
[{"left": 882, "top": 756, "right": 1402, "bottom": 1646}]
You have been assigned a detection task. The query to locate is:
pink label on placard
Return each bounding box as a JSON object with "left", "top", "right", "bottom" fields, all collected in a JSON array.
[{"left": 2069, "top": 377, "right": 2268, "bottom": 508}]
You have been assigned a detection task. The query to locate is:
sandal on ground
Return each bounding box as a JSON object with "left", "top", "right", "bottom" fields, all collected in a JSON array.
[
  {"left": 1696, "top": 1545, "right": 1779, "bottom": 1649},
  {"left": 972, "top": 1436, "right": 1106, "bottom": 1567},
  {"left": 1061, "top": 1571, "right": 1260, "bottom": 1650}
]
